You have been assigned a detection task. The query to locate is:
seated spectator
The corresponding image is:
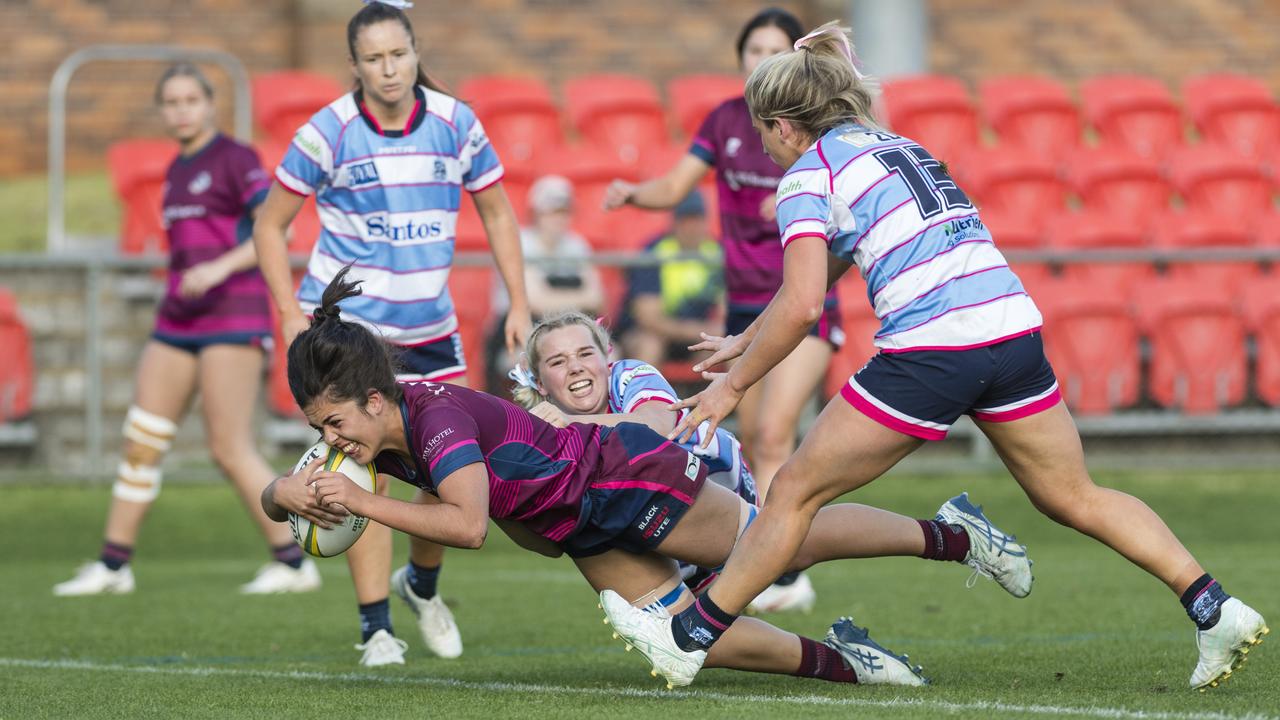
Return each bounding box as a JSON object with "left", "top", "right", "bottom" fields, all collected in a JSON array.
[
  {"left": 618, "top": 191, "right": 724, "bottom": 367},
  {"left": 492, "top": 175, "right": 603, "bottom": 319},
  {"left": 489, "top": 175, "right": 604, "bottom": 389}
]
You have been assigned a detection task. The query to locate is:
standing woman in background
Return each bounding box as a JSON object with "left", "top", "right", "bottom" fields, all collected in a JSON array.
[
  {"left": 54, "top": 64, "right": 319, "bottom": 598},
  {"left": 253, "top": 0, "right": 531, "bottom": 667},
  {"left": 603, "top": 7, "right": 838, "bottom": 612}
]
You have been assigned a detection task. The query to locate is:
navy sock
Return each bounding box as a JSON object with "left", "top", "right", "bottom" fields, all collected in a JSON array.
[
  {"left": 773, "top": 571, "right": 801, "bottom": 587},
  {"left": 918, "top": 519, "right": 971, "bottom": 562},
  {"left": 100, "top": 541, "right": 132, "bottom": 571},
  {"left": 272, "top": 543, "right": 305, "bottom": 570},
  {"left": 358, "top": 599, "right": 393, "bottom": 643},
  {"left": 407, "top": 561, "right": 441, "bottom": 600},
  {"left": 671, "top": 593, "right": 737, "bottom": 652},
  {"left": 1180, "top": 574, "right": 1230, "bottom": 631}
]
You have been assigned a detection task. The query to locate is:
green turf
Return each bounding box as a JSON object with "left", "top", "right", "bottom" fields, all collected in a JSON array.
[
  {"left": 3, "top": 470, "right": 1276, "bottom": 719},
  {"left": 0, "top": 172, "right": 117, "bottom": 253}
]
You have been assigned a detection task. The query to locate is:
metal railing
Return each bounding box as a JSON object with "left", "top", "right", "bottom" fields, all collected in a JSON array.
[{"left": 47, "top": 45, "right": 253, "bottom": 255}]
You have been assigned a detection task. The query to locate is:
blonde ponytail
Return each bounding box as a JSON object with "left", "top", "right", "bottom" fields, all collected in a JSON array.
[{"left": 744, "top": 21, "right": 878, "bottom": 139}]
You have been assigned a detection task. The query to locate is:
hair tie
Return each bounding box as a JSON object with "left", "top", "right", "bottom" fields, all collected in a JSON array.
[
  {"left": 507, "top": 359, "right": 539, "bottom": 391},
  {"left": 793, "top": 27, "right": 865, "bottom": 80},
  {"left": 362, "top": 0, "right": 414, "bottom": 8}
]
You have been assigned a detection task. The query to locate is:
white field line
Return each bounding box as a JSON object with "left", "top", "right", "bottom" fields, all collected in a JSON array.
[{"left": 0, "top": 657, "right": 1274, "bottom": 720}]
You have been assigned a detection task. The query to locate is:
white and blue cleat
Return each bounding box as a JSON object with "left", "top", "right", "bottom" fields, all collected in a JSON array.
[
  {"left": 935, "top": 492, "right": 1034, "bottom": 598},
  {"left": 825, "top": 617, "right": 929, "bottom": 686}
]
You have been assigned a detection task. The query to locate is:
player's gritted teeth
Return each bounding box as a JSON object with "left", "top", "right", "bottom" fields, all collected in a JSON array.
[{"left": 568, "top": 379, "right": 592, "bottom": 397}]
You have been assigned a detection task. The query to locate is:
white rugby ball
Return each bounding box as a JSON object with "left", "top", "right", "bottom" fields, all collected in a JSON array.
[{"left": 288, "top": 442, "right": 376, "bottom": 558}]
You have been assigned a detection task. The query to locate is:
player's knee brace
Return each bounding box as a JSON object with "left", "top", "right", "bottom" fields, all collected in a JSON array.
[
  {"left": 112, "top": 406, "right": 176, "bottom": 503},
  {"left": 631, "top": 572, "right": 691, "bottom": 611}
]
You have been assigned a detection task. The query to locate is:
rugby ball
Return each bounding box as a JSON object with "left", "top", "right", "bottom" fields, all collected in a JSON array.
[{"left": 288, "top": 442, "right": 376, "bottom": 558}]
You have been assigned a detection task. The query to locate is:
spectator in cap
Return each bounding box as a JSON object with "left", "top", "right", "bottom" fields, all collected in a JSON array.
[{"left": 618, "top": 190, "right": 724, "bottom": 368}]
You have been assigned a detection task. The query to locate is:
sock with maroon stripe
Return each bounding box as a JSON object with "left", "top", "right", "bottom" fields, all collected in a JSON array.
[
  {"left": 917, "top": 519, "right": 971, "bottom": 562},
  {"left": 99, "top": 541, "right": 133, "bottom": 571},
  {"left": 793, "top": 636, "right": 858, "bottom": 683}
]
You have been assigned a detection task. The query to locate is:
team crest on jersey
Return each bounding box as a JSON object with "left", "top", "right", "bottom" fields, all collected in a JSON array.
[
  {"left": 433, "top": 160, "right": 447, "bottom": 181},
  {"left": 726, "top": 137, "right": 742, "bottom": 157},
  {"left": 347, "top": 161, "right": 381, "bottom": 187},
  {"left": 187, "top": 171, "right": 211, "bottom": 195}
]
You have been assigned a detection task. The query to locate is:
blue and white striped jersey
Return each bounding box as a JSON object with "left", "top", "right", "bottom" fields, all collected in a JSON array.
[
  {"left": 276, "top": 86, "right": 503, "bottom": 345},
  {"left": 775, "top": 123, "right": 1042, "bottom": 352}
]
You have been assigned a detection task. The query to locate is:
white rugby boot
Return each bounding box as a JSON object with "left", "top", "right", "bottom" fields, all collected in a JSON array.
[
  {"left": 239, "top": 559, "right": 322, "bottom": 594},
  {"left": 825, "top": 617, "right": 929, "bottom": 686},
  {"left": 53, "top": 562, "right": 135, "bottom": 596},
  {"left": 391, "top": 565, "right": 463, "bottom": 659},
  {"left": 1190, "top": 598, "right": 1269, "bottom": 691},
  {"left": 935, "top": 492, "right": 1033, "bottom": 598},
  {"left": 355, "top": 629, "right": 408, "bottom": 667},
  {"left": 599, "top": 589, "right": 707, "bottom": 689},
  {"left": 746, "top": 572, "right": 816, "bottom": 614}
]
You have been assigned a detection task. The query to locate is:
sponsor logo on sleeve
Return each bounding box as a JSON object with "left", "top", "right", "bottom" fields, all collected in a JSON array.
[
  {"left": 294, "top": 133, "right": 323, "bottom": 161},
  {"left": 420, "top": 426, "right": 455, "bottom": 464},
  {"left": 777, "top": 177, "right": 805, "bottom": 198}
]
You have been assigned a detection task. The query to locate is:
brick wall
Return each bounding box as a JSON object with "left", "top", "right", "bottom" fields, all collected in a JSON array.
[{"left": 4, "top": 0, "right": 1279, "bottom": 177}]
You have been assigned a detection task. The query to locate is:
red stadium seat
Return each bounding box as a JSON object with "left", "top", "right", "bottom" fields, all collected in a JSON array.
[
  {"left": 557, "top": 147, "right": 667, "bottom": 252},
  {"left": 1236, "top": 277, "right": 1280, "bottom": 406},
  {"left": 258, "top": 141, "right": 322, "bottom": 255},
  {"left": 1066, "top": 146, "right": 1172, "bottom": 224},
  {"left": 1010, "top": 263, "right": 1054, "bottom": 295},
  {"left": 1182, "top": 73, "right": 1280, "bottom": 156},
  {"left": 958, "top": 147, "right": 1069, "bottom": 219},
  {"left": 1036, "top": 279, "right": 1140, "bottom": 415},
  {"left": 881, "top": 74, "right": 980, "bottom": 164},
  {"left": 824, "top": 275, "right": 879, "bottom": 399},
  {"left": 1047, "top": 211, "right": 1155, "bottom": 289},
  {"left": 1149, "top": 209, "right": 1261, "bottom": 286},
  {"left": 564, "top": 75, "right": 669, "bottom": 167},
  {"left": 107, "top": 139, "right": 177, "bottom": 255},
  {"left": 448, "top": 267, "right": 493, "bottom": 390},
  {"left": 453, "top": 163, "right": 538, "bottom": 254},
  {"left": 1080, "top": 75, "right": 1185, "bottom": 159},
  {"left": 979, "top": 76, "right": 1082, "bottom": 162},
  {"left": 252, "top": 71, "right": 345, "bottom": 146},
  {"left": 1167, "top": 144, "right": 1273, "bottom": 222},
  {"left": 459, "top": 75, "right": 564, "bottom": 175},
  {"left": 1135, "top": 278, "right": 1248, "bottom": 413},
  {"left": 0, "top": 288, "right": 34, "bottom": 422},
  {"left": 667, "top": 74, "right": 742, "bottom": 140},
  {"left": 982, "top": 209, "right": 1045, "bottom": 250}
]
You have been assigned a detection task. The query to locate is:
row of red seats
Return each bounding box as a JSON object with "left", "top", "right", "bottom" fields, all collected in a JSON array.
[
  {"left": 0, "top": 288, "right": 34, "bottom": 424},
  {"left": 828, "top": 274, "right": 1280, "bottom": 416},
  {"left": 883, "top": 73, "right": 1280, "bottom": 165}
]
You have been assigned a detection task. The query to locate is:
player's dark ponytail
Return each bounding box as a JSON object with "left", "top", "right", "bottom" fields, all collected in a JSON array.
[
  {"left": 288, "top": 265, "right": 403, "bottom": 412},
  {"left": 347, "top": 1, "right": 450, "bottom": 95}
]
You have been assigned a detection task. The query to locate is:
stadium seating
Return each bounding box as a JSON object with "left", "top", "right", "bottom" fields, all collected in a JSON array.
[
  {"left": 979, "top": 76, "right": 1082, "bottom": 162},
  {"left": 564, "top": 75, "right": 668, "bottom": 167},
  {"left": 557, "top": 147, "right": 669, "bottom": 252},
  {"left": 667, "top": 74, "right": 742, "bottom": 140},
  {"left": 957, "top": 146, "right": 1069, "bottom": 219},
  {"left": 823, "top": 276, "right": 879, "bottom": 399},
  {"left": 1236, "top": 277, "right": 1280, "bottom": 406},
  {"left": 1047, "top": 211, "right": 1155, "bottom": 288},
  {"left": 107, "top": 139, "right": 177, "bottom": 254},
  {"left": 1167, "top": 144, "right": 1273, "bottom": 222},
  {"left": 1036, "top": 279, "right": 1141, "bottom": 414},
  {"left": 982, "top": 209, "right": 1045, "bottom": 249},
  {"left": 0, "top": 288, "right": 34, "bottom": 422},
  {"left": 1066, "top": 146, "right": 1172, "bottom": 223},
  {"left": 1149, "top": 209, "right": 1261, "bottom": 286},
  {"left": 1182, "top": 73, "right": 1280, "bottom": 156},
  {"left": 251, "top": 71, "right": 345, "bottom": 146},
  {"left": 459, "top": 75, "right": 564, "bottom": 176},
  {"left": 1080, "top": 75, "right": 1185, "bottom": 159},
  {"left": 1135, "top": 278, "right": 1248, "bottom": 414},
  {"left": 448, "top": 267, "right": 493, "bottom": 390},
  {"left": 880, "top": 74, "right": 980, "bottom": 164}
]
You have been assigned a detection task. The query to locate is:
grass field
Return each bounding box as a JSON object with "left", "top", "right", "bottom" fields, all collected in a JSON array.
[{"left": 3, "top": 469, "right": 1277, "bottom": 719}]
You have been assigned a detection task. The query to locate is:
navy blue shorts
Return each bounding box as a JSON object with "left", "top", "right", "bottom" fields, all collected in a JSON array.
[
  {"left": 726, "top": 303, "right": 845, "bottom": 349},
  {"left": 395, "top": 332, "right": 467, "bottom": 384},
  {"left": 562, "top": 423, "right": 709, "bottom": 558},
  {"left": 152, "top": 331, "right": 268, "bottom": 355},
  {"left": 839, "top": 331, "right": 1060, "bottom": 441}
]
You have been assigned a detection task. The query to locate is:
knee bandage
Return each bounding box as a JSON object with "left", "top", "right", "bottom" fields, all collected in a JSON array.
[
  {"left": 631, "top": 572, "right": 691, "bottom": 611},
  {"left": 112, "top": 406, "right": 176, "bottom": 503}
]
